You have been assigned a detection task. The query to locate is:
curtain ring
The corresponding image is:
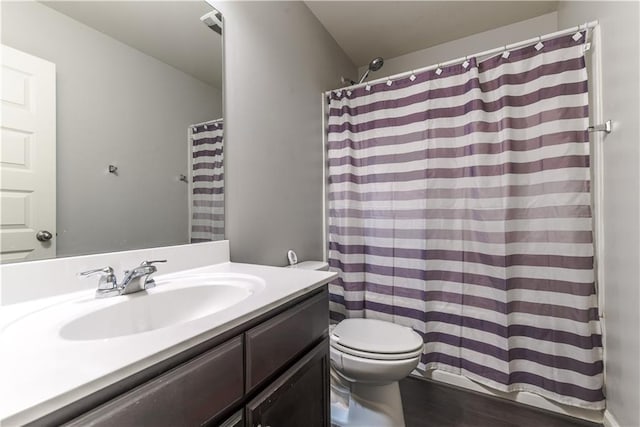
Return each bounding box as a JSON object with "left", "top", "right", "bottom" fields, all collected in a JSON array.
[{"left": 534, "top": 35, "right": 544, "bottom": 51}]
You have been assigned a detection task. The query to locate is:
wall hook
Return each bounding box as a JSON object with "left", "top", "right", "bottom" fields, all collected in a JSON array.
[
  {"left": 179, "top": 174, "right": 189, "bottom": 183},
  {"left": 108, "top": 165, "right": 118, "bottom": 174},
  {"left": 588, "top": 120, "right": 612, "bottom": 134}
]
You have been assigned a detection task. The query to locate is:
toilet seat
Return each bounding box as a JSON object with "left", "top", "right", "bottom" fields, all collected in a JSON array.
[
  {"left": 332, "top": 341, "right": 423, "bottom": 360},
  {"left": 330, "top": 318, "right": 423, "bottom": 361}
]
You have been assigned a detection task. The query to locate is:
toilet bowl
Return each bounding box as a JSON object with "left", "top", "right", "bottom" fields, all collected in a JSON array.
[
  {"left": 285, "top": 260, "right": 423, "bottom": 426},
  {"left": 329, "top": 318, "right": 423, "bottom": 427}
]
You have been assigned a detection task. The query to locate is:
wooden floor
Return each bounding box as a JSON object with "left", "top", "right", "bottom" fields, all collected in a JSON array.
[{"left": 399, "top": 377, "right": 602, "bottom": 427}]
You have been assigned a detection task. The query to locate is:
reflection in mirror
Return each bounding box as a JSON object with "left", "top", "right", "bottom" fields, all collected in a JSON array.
[
  {"left": 0, "top": 1, "right": 224, "bottom": 263},
  {"left": 189, "top": 119, "right": 224, "bottom": 242}
]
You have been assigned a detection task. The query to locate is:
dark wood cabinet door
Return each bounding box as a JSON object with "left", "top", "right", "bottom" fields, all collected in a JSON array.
[
  {"left": 245, "top": 338, "right": 329, "bottom": 427},
  {"left": 64, "top": 336, "right": 244, "bottom": 427}
]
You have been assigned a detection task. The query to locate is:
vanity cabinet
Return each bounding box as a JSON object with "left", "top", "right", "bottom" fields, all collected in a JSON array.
[{"left": 58, "top": 288, "right": 329, "bottom": 427}]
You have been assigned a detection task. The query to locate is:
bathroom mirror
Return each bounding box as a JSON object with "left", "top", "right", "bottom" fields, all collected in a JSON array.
[{"left": 0, "top": 1, "right": 224, "bottom": 263}]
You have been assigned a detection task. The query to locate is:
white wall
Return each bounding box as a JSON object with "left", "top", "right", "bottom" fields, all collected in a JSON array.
[
  {"left": 557, "top": 3, "right": 640, "bottom": 427},
  {"left": 358, "top": 12, "right": 558, "bottom": 78},
  {"left": 2, "top": 1, "right": 222, "bottom": 258},
  {"left": 213, "top": 1, "right": 356, "bottom": 266}
]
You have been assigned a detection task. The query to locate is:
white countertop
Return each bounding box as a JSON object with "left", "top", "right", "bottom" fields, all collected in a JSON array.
[{"left": 0, "top": 261, "right": 336, "bottom": 426}]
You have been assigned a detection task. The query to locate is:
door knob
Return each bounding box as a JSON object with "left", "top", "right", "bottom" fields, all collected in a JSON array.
[{"left": 36, "top": 230, "right": 53, "bottom": 242}]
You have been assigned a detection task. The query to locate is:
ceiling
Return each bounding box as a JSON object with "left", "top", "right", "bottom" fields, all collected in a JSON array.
[
  {"left": 42, "top": 1, "right": 223, "bottom": 89},
  {"left": 40, "top": 1, "right": 558, "bottom": 87},
  {"left": 305, "top": 1, "right": 559, "bottom": 68}
]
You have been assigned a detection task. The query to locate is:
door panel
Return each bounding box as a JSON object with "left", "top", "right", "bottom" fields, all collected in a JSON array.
[
  {"left": 246, "top": 338, "right": 330, "bottom": 427},
  {"left": 1, "top": 45, "right": 56, "bottom": 262}
]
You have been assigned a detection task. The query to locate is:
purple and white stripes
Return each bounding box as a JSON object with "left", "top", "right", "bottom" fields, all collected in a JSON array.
[
  {"left": 327, "top": 32, "right": 604, "bottom": 409},
  {"left": 191, "top": 120, "right": 224, "bottom": 242}
]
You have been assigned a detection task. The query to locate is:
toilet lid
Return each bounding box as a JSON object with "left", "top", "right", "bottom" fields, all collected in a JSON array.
[{"left": 330, "top": 318, "right": 423, "bottom": 355}]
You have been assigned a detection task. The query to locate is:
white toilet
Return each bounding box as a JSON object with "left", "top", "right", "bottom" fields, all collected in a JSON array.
[
  {"left": 329, "top": 318, "right": 423, "bottom": 427},
  {"left": 287, "top": 260, "right": 424, "bottom": 427}
]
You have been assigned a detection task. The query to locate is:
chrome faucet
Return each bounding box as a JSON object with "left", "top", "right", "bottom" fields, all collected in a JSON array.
[{"left": 80, "top": 260, "right": 166, "bottom": 298}]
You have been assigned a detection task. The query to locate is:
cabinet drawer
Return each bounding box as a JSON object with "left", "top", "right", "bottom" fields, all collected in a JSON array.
[
  {"left": 245, "top": 289, "right": 328, "bottom": 392},
  {"left": 65, "top": 336, "right": 243, "bottom": 427}
]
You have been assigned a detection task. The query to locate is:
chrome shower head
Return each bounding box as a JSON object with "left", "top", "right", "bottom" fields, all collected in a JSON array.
[
  {"left": 358, "top": 56, "right": 385, "bottom": 84},
  {"left": 368, "top": 57, "right": 384, "bottom": 72}
]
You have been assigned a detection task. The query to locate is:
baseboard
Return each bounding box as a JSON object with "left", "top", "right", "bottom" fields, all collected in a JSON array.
[
  {"left": 603, "top": 410, "right": 621, "bottom": 427},
  {"left": 411, "top": 370, "right": 604, "bottom": 424}
]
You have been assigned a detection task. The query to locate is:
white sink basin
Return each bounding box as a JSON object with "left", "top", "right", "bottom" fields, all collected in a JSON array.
[
  {"left": 58, "top": 273, "right": 265, "bottom": 340},
  {"left": 61, "top": 285, "right": 248, "bottom": 340},
  {"left": 2, "top": 273, "right": 265, "bottom": 342}
]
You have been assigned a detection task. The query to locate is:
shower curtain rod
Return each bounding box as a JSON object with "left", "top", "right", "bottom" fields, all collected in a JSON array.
[
  {"left": 326, "top": 20, "right": 598, "bottom": 94},
  {"left": 191, "top": 118, "right": 223, "bottom": 127}
]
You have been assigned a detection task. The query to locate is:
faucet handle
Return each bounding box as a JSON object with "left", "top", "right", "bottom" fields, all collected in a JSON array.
[
  {"left": 79, "top": 266, "right": 114, "bottom": 278},
  {"left": 79, "top": 266, "right": 119, "bottom": 297},
  {"left": 140, "top": 260, "right": 167, "bottom": 267}
]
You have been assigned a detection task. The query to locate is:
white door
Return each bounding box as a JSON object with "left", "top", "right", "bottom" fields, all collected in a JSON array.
[{"left": 0, "top": 45, "right": 56, "bottom": 263}]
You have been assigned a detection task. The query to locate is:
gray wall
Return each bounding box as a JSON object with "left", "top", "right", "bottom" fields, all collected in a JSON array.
[
  {"left": 357, "top": 12, "right": 558, "bottom": 76},
  {"left": 557, "top": 3, "right": 640, "bottom": 426},
  {"left": 2, "top": 1, "right": 222, "bottom": 257},
  {"left": 215, "top": 1, "right": 356, "bottom": 266}
]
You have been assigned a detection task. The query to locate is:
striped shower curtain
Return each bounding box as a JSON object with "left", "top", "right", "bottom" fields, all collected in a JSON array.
[
  {"left": 327, "top": 32, "right": 604, "bottom": 409},
  {"left": 190, "top": 120, "right": 224, "bottom": 242}
]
